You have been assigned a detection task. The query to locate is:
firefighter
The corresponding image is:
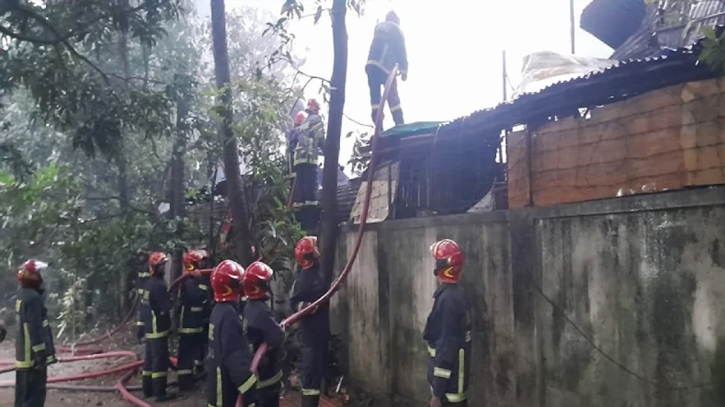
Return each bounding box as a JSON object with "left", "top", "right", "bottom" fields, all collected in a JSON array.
[
  {"left": 243, "top": 261, "right": 285, "bottom": 407},
  {"left": 288, "top": 112, "right": 306, "bottom": 175},
  {"left": 293, "top": 100, "right": 325, "bottom": 232},
  {"left": 207, "top": 260, "right": 258, "bottom": 407},
  {"left": 136, "top": 250, "right": 153, "bottom": 397},
  {"left": 366, "top": 11, "right": 408, "bottom": 126},
  {"left": 142, "top": 252, "right": 175, "bottom": 402},
  {"left": 423, "top": 239, "right": 471, "bottom": 407},
  {"left": 15, "top": 260, "right": 57, "bottom": 407},
  {"left": 177, "top": 249, "right": 212, "bottom": 391},
  {"left": 290, "top": 236, "right": 330, "bottom": 407}
]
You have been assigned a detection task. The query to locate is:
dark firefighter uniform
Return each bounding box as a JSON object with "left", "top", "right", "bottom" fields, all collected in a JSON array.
[
  {"left": 15, "top": 287, "right": 57, "bottom": 407},
  {"left": 137, "top": 267, "right": 152, "bottom": 394},
  {"left": 143, "top": 273, "right": 173, "bottom": 400},
  {"left": 423, "top": 284, "right": 472, "bottom": 406},
  {"left": 365, "top": 11, "right": 408, "bottom": 126},
  {"left": 207, "top": 302, "right": 257, "bottom": 407},
  {"left": 177, "top": 275, "right": 210, "bottom": 390},
  {"left": 290, "top": 262, "right": 330, "bottom": 406},
  {"left": 245, "top": 300, "right": 284, "bottom": 407},
  {"left": 293, "top": 103, "right": 325, "bottom": 233}
]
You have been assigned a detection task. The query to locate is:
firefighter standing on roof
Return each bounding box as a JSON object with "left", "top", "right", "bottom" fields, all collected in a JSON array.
[
  {"left": 14, "top": 260, "right": 56, "bottom": 407},
  {"left": 424, "top": 239, "right": 472, "bottom": 407},
  {"left": 366, "top": 11, "right": 408, "bottom": 126},
  {"left": 207, "top": 260, "right": 258, "bottom": 407},
  {"left": 142, "top": 252, "right": 175, "bottom": 402},
  {"left": 243, "top": 262, "right": 285, "bottom": 407},
  {"left": 290, "top": 236, "right": 330, "bottom": 407},
  {"left": 293, "top": 100, "right": 325, "bottom": 232},
  {"left": 177, "top": 249, "right": 212, "bottom": 392}
]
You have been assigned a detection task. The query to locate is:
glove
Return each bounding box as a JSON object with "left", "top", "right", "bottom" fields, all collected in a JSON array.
[
  {"left": 400, "top": 71, "right": 408, "bottom": 81},
  {"left": 34, "top": 353, "right": 46, "bottom": 370},
  {"left": 46, "top": 355, "right": 58, "bottom": 365}
]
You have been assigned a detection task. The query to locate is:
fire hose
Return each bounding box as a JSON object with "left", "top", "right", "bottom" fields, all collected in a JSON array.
[{"left": 241, "top": 65, "right": 401, "bottom": 406}]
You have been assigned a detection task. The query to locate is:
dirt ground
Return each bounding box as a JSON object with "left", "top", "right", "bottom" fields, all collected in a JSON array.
[{"left": 0, "top": 330, "right": 348, "bottom": 407}]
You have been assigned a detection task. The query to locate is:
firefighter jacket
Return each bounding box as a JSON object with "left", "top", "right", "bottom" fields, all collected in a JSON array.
[
  {"left": 142, "top": 275, "right": 172, "bottom": 339},
  {"left": 293, "top": 114, "right": 325, "bottom": 166},
  {"left": 137, "top": 270, "right": 151, "bottom": 330},
  {"left": 244, "top": 300, "right": 284, "bottom": 389},
  {"left": 15, "top": 288, "right": 56, "bottom": 369},
  {"left": 289, "top": 263, "right": 330, "bottom": 343},
  {"left": 207, "top": 302, "right": 257, "bottom": 407},
  {"left": 366, "top": 20, "right": 408, "bottom": 76},
  {"left": 423, "top": 284, "right": 471, "bottom": 404},
  {"left": 178, "top": 276, "right": 210, "bottom": 335}
]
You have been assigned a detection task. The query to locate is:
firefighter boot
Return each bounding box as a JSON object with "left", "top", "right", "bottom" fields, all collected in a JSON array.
[
  {"left": 142, "top": 374, "right": 153, "bottom": 398},
  {"left": 391, "top": 108, "right": 404, "bottom": 126},
  {"left": 301, "top": 395, "right": 320, "bottom": 407},
  {"left": 153, "top": 376, "right": 177, "bottom": 402}
]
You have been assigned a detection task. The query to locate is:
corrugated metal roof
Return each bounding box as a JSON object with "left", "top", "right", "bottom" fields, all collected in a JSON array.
[
  {"left": 437, "top": 43, "right": 716, "bottom": 138},
  {"left": 612, "top": 0, "right": 725, "bottom": 60}
]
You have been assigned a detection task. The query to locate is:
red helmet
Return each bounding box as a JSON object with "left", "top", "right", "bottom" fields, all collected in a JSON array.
[
  {"left": 211, "top": 260, "right": 244, "bottom": 303},
  {"left": 294, "top": 112, "right": 306, "bottom": 126},
  {"left": 386, "top": 11, "right": 400, "bottom": 24},
  {"left": 295, "top": 236, "right": 320, "bottom": 270},
  {"left": 243, "top": 261, "right": 274, "bottom": 300},
  {"left": 17, "top": 260, "right": 48, "bottom": 287},
  {"left": 306, "top": 99, "right": 320, "bottom": 115},
  {"left": 183, "top": 250, "right": 209, "bottom": 274},
  {"left": 430, "top": 239, "right": 464, "bottom": 284},
  {"left": 148, "top": 252, "right": 168, "bottom": 275}
]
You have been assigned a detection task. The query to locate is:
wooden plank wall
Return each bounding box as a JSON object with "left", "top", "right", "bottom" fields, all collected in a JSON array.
[{"left": 508, "top": 77, "right": 725, "bottom": 208}]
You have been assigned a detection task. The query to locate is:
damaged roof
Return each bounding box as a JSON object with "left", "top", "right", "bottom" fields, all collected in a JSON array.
[
  {"left": 581, "top": 0, "right": 647, "bottom": 49},
  {"left": 435, "top": 43, "right": 717, "bottom": 139}
]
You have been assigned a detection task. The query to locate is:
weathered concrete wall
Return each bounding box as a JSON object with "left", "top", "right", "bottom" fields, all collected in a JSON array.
[{"left": 334, "top": 187, "right": 725, "bottom": 407}]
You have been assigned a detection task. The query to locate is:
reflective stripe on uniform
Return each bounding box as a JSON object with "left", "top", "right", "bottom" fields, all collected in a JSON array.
[
  {"left": 371, "top": 104, "right": 380, "bottom": 111},
  {"left": 32, "top": 343, "right": 46, "bottom": 352},
  {"left": 238, "top": 374, "right": 257, "bottom": 394},
  {"left": 427, "top": 346, "right": 436, "bottom": 358},
  {"left": 42, "top": 320, "right": 49, "bottom": 327},
  {"left": 390, "top": 105, "right": 402, "bottom": 112},
  {"left": 446, "top": 392, "right": 466, "bottom": 403},
  {"left": 136, "top": 321, "right": 145, "bottom": 326},
  {"left": 177, "top": 369, "right": 194, "bottom": 376},
  {"left": 302, "top": 388, "right": 320, "bottom": 396},
  {"left": 178, "top": 327, "right": 203, "bottom": 334},
  {"left": 139, "top": 272, "right": 151, "bottom": 278},
  {"left": 458, "top": 348, "right": 465, "bottom": 394},
  {"left": 257, "top": 370, "right": 283, "bottom": 389},
  {"left": 433, "top": 367, "right": 451, "bottom": 379},
  {"left": 146, "top": 311, "right": 169, "bottom": 339},
  {"left": 366, "top": 60, "right": 391, "bottom": 75},
  {"left": 142, "top": 370, "right": 152, "bottom": 377},
  {"left": 22, "top": 323, "right": 31, "bottom": 366},
  {"left": 151, "top": 372, "right": 167, "bottom": 378},
  {"left": 198, "top": 284, "right": 208, "bottom": 291},
  {"left": 190, "top": 307, "right": 203, "bottom": 312},
  {"left": 216, "top": 368, "right": 223, "bottom": 407}
]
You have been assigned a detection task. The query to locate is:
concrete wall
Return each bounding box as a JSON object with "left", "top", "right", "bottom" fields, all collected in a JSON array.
[{"left": 333, "top": 186, "right": 725, "bottom": 407}]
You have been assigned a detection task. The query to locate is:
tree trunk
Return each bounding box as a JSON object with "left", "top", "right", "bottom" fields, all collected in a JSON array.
[
  {"left": 319, "top": 0, "right": 348, "bottom": 284},
  {"left": 210, "top": 0, "right": 253, "bottom": 265},
  {"left": 117, "top": 9, "right": 131, "bottom": 316},
  {"left": 169, "top": 97, "right": 189, "bottom": 283}
]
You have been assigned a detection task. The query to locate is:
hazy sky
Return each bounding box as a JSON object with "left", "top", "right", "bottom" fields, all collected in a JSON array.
[{"left": 213, "top": 0, "right": 614, "bottom": 169}]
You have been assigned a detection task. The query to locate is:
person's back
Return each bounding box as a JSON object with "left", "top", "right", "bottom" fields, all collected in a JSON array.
[{"left": 365, "top": 11, "right": 408, "bottom": 126}]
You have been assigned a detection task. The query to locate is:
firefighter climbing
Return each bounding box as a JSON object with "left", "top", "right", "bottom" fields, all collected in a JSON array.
[
  {"left": 290, "top": 236, "right": 330, "bottom": 407},
  {"left": 243, "top": 261, "right": 285, "bottom": 407},
  {"left": 366, "top": 11, "right": 408, "bottom": 126},
  {"left": 207, "top": 260, "right": 258, "bottom": 407},
  {"left": 292, "top": 99, "right": 325, "bottom": 233},
  {"left": 424, "top": 239, "right": 472, "bottom": 407},
  {"left": 14, "top": 260, "right": 56, "bottom": 407},
  {"left": 177, "top": 249, "right": 212, "bottom": 392},
  {"left": 142, "top": 252, "right": 176, "bottom": 402}
]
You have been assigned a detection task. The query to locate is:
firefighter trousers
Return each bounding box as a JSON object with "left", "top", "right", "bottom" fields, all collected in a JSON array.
[
  {"left": 142, "top": 341, "right": 153, "bottom": 397},
  {"left": 293, "top": 164, "right": 318, "bottom": 206},
  {"left": 366, "top": 65, "right": 403, "bottom": 126},
  {"left": 300, "top": 338, "right": 328, "bottom": 407},
  {"left": 145, "top": 337, "right": 170, "bottom": 399},
  {"left": 256, "top": 382, "right": 281, "bottom": 407},
  {"left": 14, "top": 367, "right": 47, "bottom": 407},
  {"left": 177, "top": 332, "right": 204, "bottom": 391}
]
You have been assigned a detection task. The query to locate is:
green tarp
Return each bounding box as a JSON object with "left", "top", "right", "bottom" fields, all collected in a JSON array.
[{"left": 380, "top": 121, "right": 444, "bottom": 139}]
